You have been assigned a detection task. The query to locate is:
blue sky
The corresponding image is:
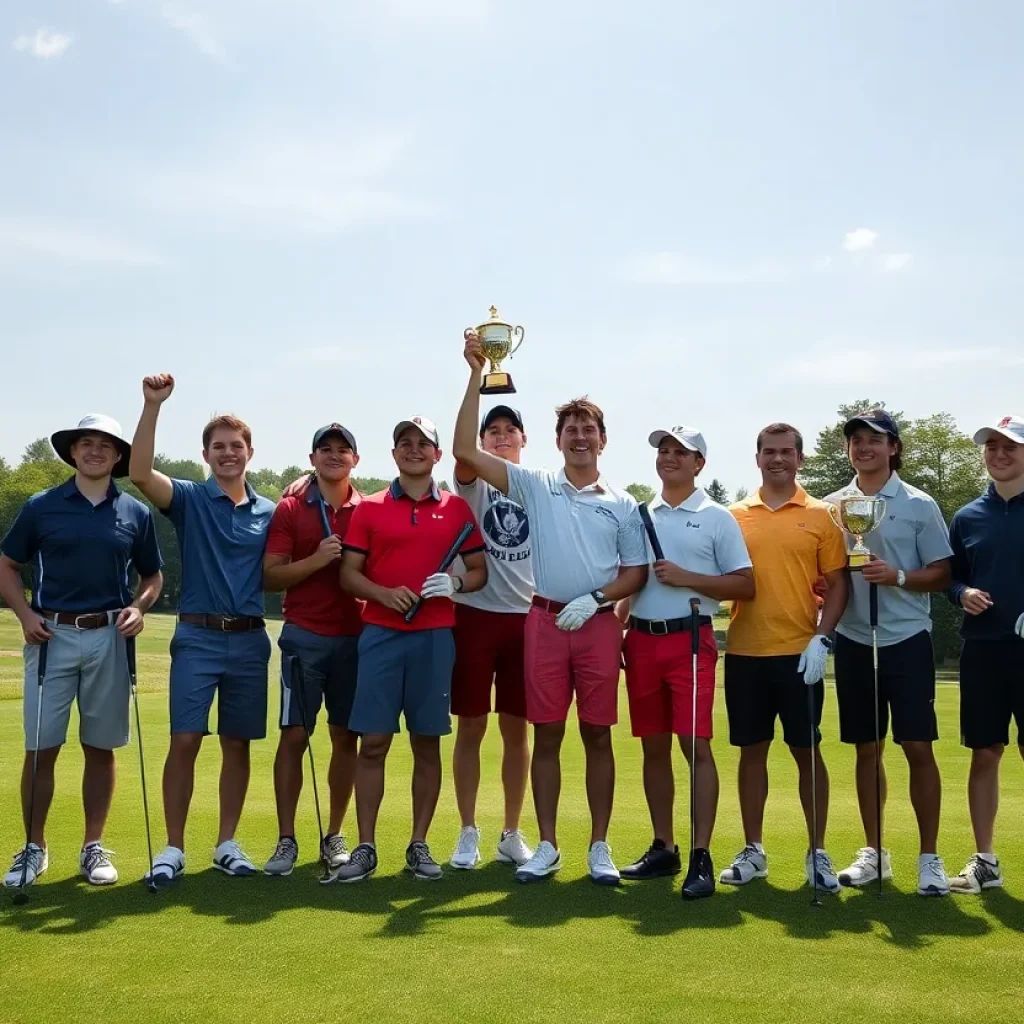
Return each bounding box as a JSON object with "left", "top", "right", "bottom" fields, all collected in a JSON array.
[{"left": 3, "top": 0, "right": 1022, "bottom": 496}]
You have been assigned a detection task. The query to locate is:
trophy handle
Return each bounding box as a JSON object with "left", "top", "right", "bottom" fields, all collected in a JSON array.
[
  {"left": 872, "top": 498, "right": 887, "bottom": 527},
  {"left": 510, "top": 325, "right": 525, "bottom": 355},
  {"left": 826, "top": 503, "right": 843, "bottom": 533}
]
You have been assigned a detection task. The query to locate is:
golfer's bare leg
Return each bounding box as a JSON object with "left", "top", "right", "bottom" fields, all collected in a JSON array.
[
  {"left": 82, "top": 744, "right": 115, "bottom": 846},
  {"left": 903, "top": 740, "right": 941, "bottom": 854},
  {"left": 21, "top": 747, "right": 60, "bottom": 847},
  {"left": 580, "top": 722, "right": 614, "bottom": 845},
  {"left": 217, "top": 736, "right": 251, "bottom": 845},
  {"left": 531, "top": 722, "right": 565, "bottom": 847},
  {"left": 854, "top": 740, "right": 887, "bottom": 850},
  {"left": 453, "top": 714, "right": 487, "bottom": 828},
  {"left": 327, "top": 724, "right": 358, "bottom": 835},
  {"left": 163, "top": 732, "right": 202, "bottom": 850},
  {"left": 790, "top": 744, "right": 830, "bottom": 848},
  {"left": 641, "top": 734, "right": 675, "bottom": 847},
  {"left": 273, "top": 727, "right": 308, "bottom": 838},
  {"left": 968, "top": 745, "right": 1003, "bottom": 852},
  {"left": 354, "top": 733, "right": 393, "bottom": 845},
  {"left": 737, "top": 740, "right": 771, "bottom": 845},
  {"left": 410, "top": 734, "right": 441, "bottom": 843},
  {"left": 680, "top": 736, "right": 718, "bottom": 850},
  {"left": 498, "top": 712, "right": 529, "bottom": 832}
]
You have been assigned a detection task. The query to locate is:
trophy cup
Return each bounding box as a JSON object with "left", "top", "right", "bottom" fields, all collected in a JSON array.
[
  {"left": 471, "top": 306, "right": 525, "bottom": 395},
  {"left": 827, "top": 494, "right": 887, "bottom": 570}
]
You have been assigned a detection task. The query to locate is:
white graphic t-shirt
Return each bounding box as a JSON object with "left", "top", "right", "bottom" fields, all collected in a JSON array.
[{"left": 452, "top": 476, "right": 534, "bottom": 614}]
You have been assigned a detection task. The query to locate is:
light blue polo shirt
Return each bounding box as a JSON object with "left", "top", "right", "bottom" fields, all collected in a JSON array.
[{"left": 163, "top": 476, "right": 275, "bottom": 617}]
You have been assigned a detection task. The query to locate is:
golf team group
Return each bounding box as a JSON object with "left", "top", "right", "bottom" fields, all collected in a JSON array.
[{"left": 2, "top": 332, "right": 1023, "bottom": 904}]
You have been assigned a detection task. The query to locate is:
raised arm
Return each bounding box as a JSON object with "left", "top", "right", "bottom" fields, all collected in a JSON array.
[
  {"left": 452, "top": 332, "right": 510, "bottom": 495},
  {"left": 129, "top": 374, "right": 176, "bottom": 510}
]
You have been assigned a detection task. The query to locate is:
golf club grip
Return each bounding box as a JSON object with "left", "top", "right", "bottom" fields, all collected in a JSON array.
[
  {"left": 869, "top": 582, "right": 879, "bottom": 629},
  {"left": 317, "top": 500, "right": 332, "bottom": 540},
  {"left": 126, "top": 636, "right": 136, "bottom": 680},
  {"left": 37, "top": 640, "right": 48, "bottom": 682},
  {"left": 689, "top": 597, "right": 701, "bottom": 646},
  {"left": 638, "top": 503, "right": 665, "bottom": 561},
  {"left": 403, "top": 522, "right": 476, "bottom": 624}
]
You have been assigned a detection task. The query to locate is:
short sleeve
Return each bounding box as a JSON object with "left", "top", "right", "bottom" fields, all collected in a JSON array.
[
  {"left": 917, "top": 498, "right": 954, "bottom": 565},
  {"left": 0, "top": 500, "right": 40, "bottom": 565},
  {"left": 506, "top": 463, "right": 548, "bottom": 510},
  {"left": 617, "top": 505, "right": 649, "bottom": 567},
  {"left": 452, "top": 475, "right": 479, "bottom": 498},
  {"left": 456, "top": 499, "right": 485, "bottom": 556},
  {"left": 132, "top": 508, "right": 163, "bottom": 577},
  {"left": 342, "top": 503, "right": 373, "bottom": 554},
  {"left": 817, "top": 513, "right": 849, "bottom": 575},
  {"left": 265, "top": 499, "right": 297, "bottom": 558},
  {"left": 714, "top": 513, "right": 753, "bottom": 574},
  {"left": 162, "top": 478, "right": 200, "bottom": 526}
]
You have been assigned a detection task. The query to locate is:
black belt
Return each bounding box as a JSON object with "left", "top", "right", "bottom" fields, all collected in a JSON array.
[
  {"left": 179, "top": 613, "right": 266, "bottom": 632},
  {"left": 629, "top": 614, "right": 712, "bottom": 636}
]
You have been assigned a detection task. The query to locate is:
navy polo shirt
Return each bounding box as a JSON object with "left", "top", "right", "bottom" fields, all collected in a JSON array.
[
  {"left": 163, "top": 476, "right": 275, "bottom": 617},
  {"left": 949, "top": 483, "right": 1024, "bottom": 639},
  {"left": 1, "top": 478, "right": 162, "bottom": 613}
]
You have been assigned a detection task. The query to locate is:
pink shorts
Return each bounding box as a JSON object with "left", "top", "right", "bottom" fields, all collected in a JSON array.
[{"left": 524, "top": 606, "right": 623, "bottom": 726}]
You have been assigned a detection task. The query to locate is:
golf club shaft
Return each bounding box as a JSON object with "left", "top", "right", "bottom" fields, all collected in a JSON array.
[
  {"left": 808, "top": 683, "right": 821, "bottom": 905},
  {"left": 127, "top": 636, "right": 156, "bottom": 886},
  {"left": 870, "top": 582, "right": 882, "bottom": 896},
  {"left": 292, "top": 657, "right": 326, "bottom": 861},
  {"left": 19, "top": 639, "right": 48, "bottom": 895},
  {"left": 404, "top": 522, "right": 475, "bottom": 624},
  {"left": 689, "top": 598, "right": 700, "bottom": 858}
]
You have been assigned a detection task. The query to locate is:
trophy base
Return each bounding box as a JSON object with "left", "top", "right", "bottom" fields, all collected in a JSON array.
[
  {"left": 848, "top": 551, "right": 871, "bottom": 571},
  {"left": 481, "top": 372, "right": 516, "bottom": 395}
]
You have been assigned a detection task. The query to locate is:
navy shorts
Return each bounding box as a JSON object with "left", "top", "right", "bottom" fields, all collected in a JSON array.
[
  {"left": 169, "top": 622, "right": 271, "bottom": 740},
  {"left": 959, "top": 636, "right": 1024, "bottom": 749},
  {"left": 348, "top": 625, "right": 455, "bottom": 737},
  {"left": 278, "top": 623, "right": 359, "bottom": 734}
]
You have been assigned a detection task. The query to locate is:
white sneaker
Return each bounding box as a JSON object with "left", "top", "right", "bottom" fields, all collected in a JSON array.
[
  {"left": 720, "top": 844, "right": 768, "bottom": 885},
  {"left": 264, "top": 836, "right": 298, "bottom": 876},
  {"left": 450, "top": 826, "right": 481, "bottom": 869},
  {"left": 918, "top": 854, "right": 950, "bottom": 897},
  {"left": 515, "top": 840, "right": 562, "bottom": 883},
  {"left": 805, "top": 849, "right": 840, "bottom": 893},
  {"left": 321, "top": 833, "right": 350, "bottom": 869},
  {"left": 213, "top": 839, "right": 258, "bottom": 877},
  {"left": 949, "top": 854, "right": 1003, "bottom": 894},
  {"left": 145, "top": 845, "right": 185, "bottom": 887},
  {"left": 3, "top": 844, "right": 47, "bottom": 889},
  {"left": 838, "top": 847, "right": 893, "bottom": 887},
  {"left": 80, "top": 843, "right": 118, "bottom": 885},
  {"left": 588, "top": 841, "right": 620, "bottom": 886},
  {"left": 496, "top": 829, "right": 533, "bottom": 867}
]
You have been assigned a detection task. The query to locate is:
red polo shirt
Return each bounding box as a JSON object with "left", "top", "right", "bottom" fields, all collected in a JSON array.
[
  {"left": 343, "top": 479, "right": 484, "bottom": 632},
  {"left": 265, "top": 482, "right": 364, "bottom": 637}
]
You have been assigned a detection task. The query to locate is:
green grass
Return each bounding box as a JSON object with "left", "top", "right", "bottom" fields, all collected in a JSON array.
[{"left": 1, "top": 610, "right": 1023, "bottom": 1023}]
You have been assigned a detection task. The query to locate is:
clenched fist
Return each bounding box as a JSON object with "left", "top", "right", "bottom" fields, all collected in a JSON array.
[
  {"left": 143, "top": 373, "right": 175, "bottom": 404},
  {"left": 463, "top": 330, "right": 487, "bottom": 372}
]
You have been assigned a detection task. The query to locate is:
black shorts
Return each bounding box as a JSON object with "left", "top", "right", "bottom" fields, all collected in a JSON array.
[
  {"left": 834, "top": 630, "right": 937, "bottom": 745},
  {"left": 278, "top": 623, "right": 360, "bottom": 734},
  {"left": 723, "top": 654, "right": 822, "bottom": 749},
  {"left": 959, "top": 637, "right": 1024, "bottom": 749}
]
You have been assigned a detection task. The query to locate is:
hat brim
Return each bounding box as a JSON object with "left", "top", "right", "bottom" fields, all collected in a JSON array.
[
  {"left": 648, "top": 429, "right": 703, "bottom": 455},
  {"left": 480, "top": 405, "right": 524, "bottom": 434},
  {"left": 843, "top": 417, "right": 898, "bottom": 439},
  {"left": 973, "top": 426, "right": 1024, "bottom": 445},
  {"left": 50, "top": 429, "right": 132, "bottom": 478}
]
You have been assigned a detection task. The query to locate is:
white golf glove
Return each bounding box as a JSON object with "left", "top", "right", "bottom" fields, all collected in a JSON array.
[
  {"left": 555, "top": 593, "right": 600, "bottom": 632},
  {"left": 1016, "top": 613, "right": 1024, "bottom": 639},
  {"left": 797, "top": 636, "right": 830, "bottom": 686},
  {"left": 420, "top": 573, "right": 457, "bottom": 600}
]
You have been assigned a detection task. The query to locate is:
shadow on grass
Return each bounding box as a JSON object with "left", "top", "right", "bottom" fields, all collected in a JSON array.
[{"left": 2, "top": 859, "right": 1019, "bottom": 949}]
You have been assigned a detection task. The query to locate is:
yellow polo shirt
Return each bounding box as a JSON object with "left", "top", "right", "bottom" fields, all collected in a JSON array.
[{"left": 727, "top": 486, "right": 848, "bottom": 657}]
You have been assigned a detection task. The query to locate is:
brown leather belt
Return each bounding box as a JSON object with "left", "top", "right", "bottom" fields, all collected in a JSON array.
[
  {"left": 39, "top": 610, "right": 117, "bottom": 630},
  {"left": 531, "top": 595, "right": 614, "bottom": 615},
  {"left": 179, "top": 613, "right": 266, "bottom": 632}
]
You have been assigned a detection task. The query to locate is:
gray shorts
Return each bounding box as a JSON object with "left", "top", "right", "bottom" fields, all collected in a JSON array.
[{"left": 23, "top": 623, "right": 130, "bottom": 752}]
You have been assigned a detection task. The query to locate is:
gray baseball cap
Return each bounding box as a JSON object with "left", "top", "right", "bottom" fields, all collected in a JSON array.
[{"left": 393, "top": 416, "right": 440, "bottom": 447}]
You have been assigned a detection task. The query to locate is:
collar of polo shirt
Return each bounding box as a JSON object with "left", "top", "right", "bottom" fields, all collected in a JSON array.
[
  {"left": 749, "top": 483, "right": 809, "bottom": 508},
  {"left": 845, "top": 472, "right": 903, "bottom": 498},
  {"left": 204, "top": 474, "right": 257, "bottom": 505},
  {"left": 306, "top": 479, "right": 362, "bottom": 508},
  {"left": 389, "top": 477, "right": 441, "bottom": 502},
  {"left": 61, "top": 478, "right": 119, "bottom": 502},
  {"left": 650, "top": 487, "right": 713, "bottom": 513},
  {"left": 556, "top": 468, "right": 607, "bottom": 494}
]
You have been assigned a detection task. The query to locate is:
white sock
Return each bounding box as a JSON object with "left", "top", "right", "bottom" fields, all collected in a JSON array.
[{"left": 977, "top": 852, "right": 997, "bottom": 865}]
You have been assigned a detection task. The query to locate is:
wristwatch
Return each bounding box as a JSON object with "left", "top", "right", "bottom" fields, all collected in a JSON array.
[
  {"left": 453, "top": 576, "right": 465, "bottom": 594},
  {"left": 591, "top": 589, "right": 607, "bottom": 604},
  {"left": 896, "top": 570, "right": 907, "bottom": 588}
]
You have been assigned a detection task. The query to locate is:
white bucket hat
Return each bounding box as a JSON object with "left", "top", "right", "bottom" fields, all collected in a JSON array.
[{"left": 50, "top": 414, "right": 132, "bottom": 478}]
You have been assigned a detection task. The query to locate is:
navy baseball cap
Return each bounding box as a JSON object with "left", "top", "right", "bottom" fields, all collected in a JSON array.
[
  {"left": 844, "top": 409, "right": 900, "bottom": 440},
  {"left": 311, "top": 423, "right": 358, "bottom": 454},
  {"left": 480, "top": 404, "right": 525, "bottom": 435}
]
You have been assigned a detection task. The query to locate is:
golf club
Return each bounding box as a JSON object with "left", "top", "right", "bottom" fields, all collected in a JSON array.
[
  {"left": 688, "top": 597, "right": 700, "bottom": 864},
  {"left": 12, "top": 639, "right": 48, "bottom": 905},
  {"left": 127, "top": 636, "right": 158, "bottom": 894},
  {"left": 638, "top": 503, "right": 665, "bottom": 561},
  {"left": 808, "top": 681, "right": 822, "bottom": 907},
  {"left": 404, "top": 522, "right": 475, "bottom": 624},
  {"left": 291, "top": 654, "right": 330, "bottom": 883},
  {"left": 870, "top": 582, "right": 883, "bottom": 898}
]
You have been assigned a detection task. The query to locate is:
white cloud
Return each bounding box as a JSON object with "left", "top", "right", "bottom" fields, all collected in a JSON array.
[
  {"left": 842, "top": 228, "right": 878, "bottom": 252},
  {"left": 787, "top": 345, "right": 1022, "bottom": 382},
  {"left": 881, "top": 252, "right": 913, "bottom": 272},
  {"left": 13, "top": 28, "right": 72, "bottom": 59},
  {"left": 624, "top": 251, "right": 790, "bottom": 286},
  {"left": 160, "top": 5, "right": 230, "bottom": 64},
  {"left": 0, "top": 217, "right": 164, "bottom": 268}
]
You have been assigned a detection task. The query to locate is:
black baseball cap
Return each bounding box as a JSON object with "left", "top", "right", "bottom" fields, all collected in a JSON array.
[
  {"left": 843, "top": 409, "right": 900, "bottom": 440},
  {"left": 480, "top": 404, "right": 525, "bottom": 436},
  {"left": 311, "top": 423, "right": 358, "bottom": 454}
]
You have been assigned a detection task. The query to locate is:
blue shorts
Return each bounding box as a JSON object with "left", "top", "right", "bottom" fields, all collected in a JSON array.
[
  {"left": 278, "top": 623, "right": 360, "bottom": 734},
  {"left": 169, "top": 622, "right": 271, "bottom": 739},
  {"left": 349, "top": 625, "right": 455, "bottom": 737}
]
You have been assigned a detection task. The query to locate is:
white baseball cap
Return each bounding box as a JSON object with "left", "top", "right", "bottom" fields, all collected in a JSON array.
[
  {"left": 648, "top": 425, "right": 707, "bottom": 459},
  {"left": 973, "top": 416, "right": 1024, "bottom": 446},
  {"left": 393, "top": 416, "right": 440, "bottom": 447},
  {"left": 50, "top": 414, "right": 132, "bottom": 477}
]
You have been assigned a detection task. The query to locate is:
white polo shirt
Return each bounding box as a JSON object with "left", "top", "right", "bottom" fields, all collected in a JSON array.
[
  {"left": 630, "top": 488, "right": 753, "bottom": 620},
  {"left": 506, "top": 463, "right": 648, "bottom": 604},
  {"left": 451, "top": 476, "right": 534, "bottom": 614}
]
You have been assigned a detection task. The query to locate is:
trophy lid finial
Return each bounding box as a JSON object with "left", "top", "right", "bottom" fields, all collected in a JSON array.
[{"left": 489, "top": 305, "right": 498, "bottom": 319}]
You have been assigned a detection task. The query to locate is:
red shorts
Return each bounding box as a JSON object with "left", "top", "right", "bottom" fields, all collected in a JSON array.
[
  {"left": 451, "top": 604, "right": 527, "bottom": 718},
  {"left": 524, "top": 606, "right": 623, "bottom": 726},
  {"left": 624, "top": 625, "right": 718, "bottom": 738}
]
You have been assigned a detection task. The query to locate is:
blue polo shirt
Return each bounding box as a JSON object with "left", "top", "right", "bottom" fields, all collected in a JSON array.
[
  {"left": 163, "top": 476, "right": 276, "bottom": 617},
  {"left": 1, "top": 478, "right": 162, "bottom": 613},
  {"left": 949, "top": 483, "right": 1024, "bottom": 640}
]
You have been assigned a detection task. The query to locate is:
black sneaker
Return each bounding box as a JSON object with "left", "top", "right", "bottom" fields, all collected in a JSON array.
[
  {"left": 620, "top": 839, "right": 682, "bottom": 880},
  {"left": 405, "top": 841, "right": 443, "bottom": 880},
  {"left": 681, "top": 847, "right": 715, "bottom": 900},
  {"left": 329, "top": 842, "right": 377, "bottom": 884}
]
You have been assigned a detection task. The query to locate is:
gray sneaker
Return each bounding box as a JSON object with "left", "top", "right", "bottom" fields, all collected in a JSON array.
[
  {"left": 264, "top": 836, "right": 299, "bottom": 876},
  {"left": 328, "top": 843, "right": 377, "bottom": 884},
  {"left": 949, "top": 854, "right": 1003, "bottom": 894},
  {"left": 406, "top": 840, "right": 443, "bottom": 880},
  {"left": 321, "top": 833, "right": 349, "bottom": 869}
]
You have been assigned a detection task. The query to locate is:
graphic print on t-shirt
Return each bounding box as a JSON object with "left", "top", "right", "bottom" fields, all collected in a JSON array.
[{"left": 482, "top": 489, "right": 530, "bottom": 560}]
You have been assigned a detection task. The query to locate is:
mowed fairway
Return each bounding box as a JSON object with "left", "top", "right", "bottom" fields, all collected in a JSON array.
[{"left": 1, "top": 611, "right": 1024, "bottom": 1024}]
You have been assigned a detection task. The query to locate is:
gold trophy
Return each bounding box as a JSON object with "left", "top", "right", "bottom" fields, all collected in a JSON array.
[
  {"left": 827, "top": 494, "right": 887, "bottom": 570},
  {"left": 472, "top": 306, "right": 525, "bottom": 395}
]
